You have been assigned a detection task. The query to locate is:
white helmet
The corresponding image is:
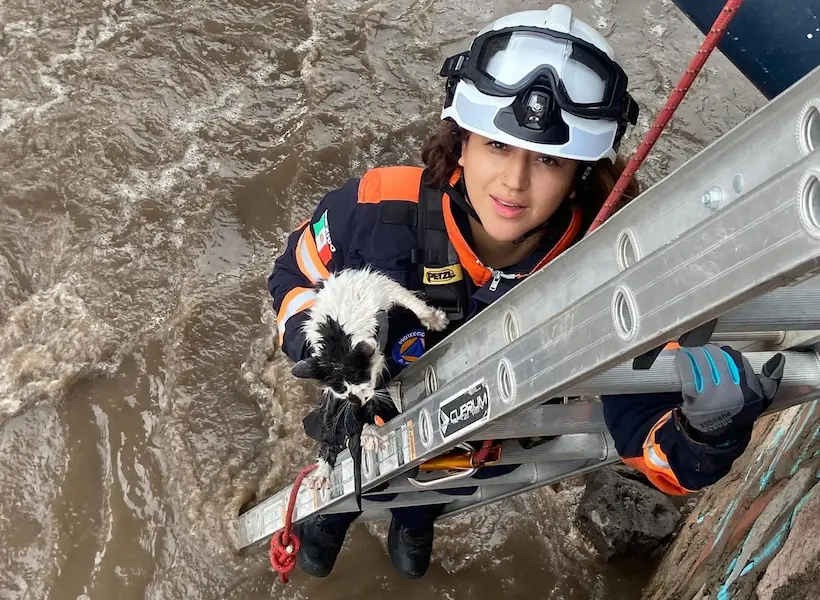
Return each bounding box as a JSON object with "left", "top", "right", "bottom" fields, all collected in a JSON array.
[{"left": 439, "top": 4, "right": 638, "bottom": 163}]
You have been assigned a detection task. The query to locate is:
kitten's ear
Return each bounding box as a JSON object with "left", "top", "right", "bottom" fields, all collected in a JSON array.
[{"left": 291, "top": 357, "right": 320, "bottom": 379}]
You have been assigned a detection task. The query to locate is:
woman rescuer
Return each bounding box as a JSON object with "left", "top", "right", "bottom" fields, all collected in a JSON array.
[{"left": 267, "top": 4, "right": 785, "bottom": 581}]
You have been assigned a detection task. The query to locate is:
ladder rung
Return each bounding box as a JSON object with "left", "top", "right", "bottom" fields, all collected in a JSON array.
[
  {"left": 565, "top": 349, "right": 819, "bottom": 398},
  {"left": 711, "top": 331, "right": 786, "bottom": 345},
  {"left": 323, "top": 490, "right": 461, "bottom": 516},
  {"left": 715, "top": 277, "right": 820, "bottom": 331},
  {"left": 371, "top": 463, "right": 541, "bottom": 495},
  {"left": 488, "top": 432, "right": 613, "bottom": 465},
  {"left": 477, "top": 350, "right": 820, "bottom": 440},
  {"left": 364, "top": 433, "right": 614, "bottom": 495}
]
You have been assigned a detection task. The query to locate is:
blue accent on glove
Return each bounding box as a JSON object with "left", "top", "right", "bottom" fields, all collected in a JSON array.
[
  {"left": 682, "top": 348, "right": 704, "bottom": 394},
  {"left": 702, "top": 346, "right": 721, "bottom": 385}
]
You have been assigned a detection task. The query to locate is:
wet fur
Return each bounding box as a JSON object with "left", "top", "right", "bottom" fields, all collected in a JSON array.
[
  {"left": 294, "top": 267, "right": 449, "bottom": 487},
  {"left": 311, "top": 389, "right": 395, "bottom": 489}
]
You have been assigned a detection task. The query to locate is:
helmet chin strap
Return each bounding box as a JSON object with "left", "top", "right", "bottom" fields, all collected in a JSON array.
[
  {"left": 443, "top": 179, "right": 480, "bottom": 222},
  {"left": 447, "top": 163, "right": 593, "bottom": 246},
  {"left": 512, "top": 220, "right": 551, "bottom": 245}
]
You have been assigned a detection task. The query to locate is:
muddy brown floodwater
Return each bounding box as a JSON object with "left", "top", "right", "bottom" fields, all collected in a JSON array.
[{"left": 0, "top": 0, "right": 763, "bottom": 598}]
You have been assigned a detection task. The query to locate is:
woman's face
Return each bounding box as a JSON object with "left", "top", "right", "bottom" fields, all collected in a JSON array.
[{"left": 458, "top": 133, "right": 579, "bottom": 243}]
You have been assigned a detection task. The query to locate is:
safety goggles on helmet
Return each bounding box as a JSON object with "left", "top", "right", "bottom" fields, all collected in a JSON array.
[{"left": 440, "top": 26, "right": 638, "bottom": 125}]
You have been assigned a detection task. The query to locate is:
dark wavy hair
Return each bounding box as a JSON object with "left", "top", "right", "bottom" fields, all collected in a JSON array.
[{"left": 420, "top": 119, "right": 640, "bottom": 232}]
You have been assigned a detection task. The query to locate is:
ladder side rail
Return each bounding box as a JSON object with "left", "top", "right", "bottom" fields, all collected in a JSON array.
[
  {"left": 337, "top": 457, "right": 620, "bottom": 521},
  {"left": 394, "top": 68, "right": 820, "bottom": 412},
  {"left": 364, "top": 433, "right": 615, "bottom": 495}
]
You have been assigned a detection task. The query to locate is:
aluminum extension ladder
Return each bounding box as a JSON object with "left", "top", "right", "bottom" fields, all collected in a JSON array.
[{"left": 235, "top": 65, "right": 820, "bottom": 550}]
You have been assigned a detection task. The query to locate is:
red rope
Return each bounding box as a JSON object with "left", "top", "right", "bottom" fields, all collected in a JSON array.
[
  {"left": 269, "top": 463, "right": 318, "bottom": 584},
  {"left": 585, "top": 0, "right": 746, "bottom": 236},
  {"left": 269, "top": 443, "right": 496, "bottom": 584},
  {"left": 471, "top": 439, "right": 495, "bottom": 467}
]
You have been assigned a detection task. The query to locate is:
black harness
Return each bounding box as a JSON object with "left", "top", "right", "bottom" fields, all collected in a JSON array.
[{"left": 378, "top": 170, "right": 470, "bottom": 326}]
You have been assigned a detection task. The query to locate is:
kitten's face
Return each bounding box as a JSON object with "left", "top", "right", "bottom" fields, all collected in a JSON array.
[
  {"left": 293, "top": 317, "right": 384, "bottom": 405},
  {"left": 315, "top": 340, "right": 380, "bottom": 403}
]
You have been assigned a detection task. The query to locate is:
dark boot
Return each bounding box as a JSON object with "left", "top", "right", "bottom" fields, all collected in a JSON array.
[
  {"left": 387, "top": 515, "right": 435, "bottom": 579},
  {"left": 295, "top": 512, "right": 358, "bottom": 578}
]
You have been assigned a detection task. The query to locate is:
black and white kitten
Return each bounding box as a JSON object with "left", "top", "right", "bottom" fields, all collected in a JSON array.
[{"left": 291, "top": 266, "right": 449, "bottom": 488}]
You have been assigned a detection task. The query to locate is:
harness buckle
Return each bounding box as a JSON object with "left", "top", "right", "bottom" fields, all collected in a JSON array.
[
  {"left": 417, "top": 442, "right": 502, "bottom": 472},
  {"left": 407, "top": 443, "right": 502, "bottom": 490}
]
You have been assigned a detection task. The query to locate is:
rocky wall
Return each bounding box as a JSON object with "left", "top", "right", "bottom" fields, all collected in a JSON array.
[{"left": 641, "top": 400, "right": 820, "bottom": 600}]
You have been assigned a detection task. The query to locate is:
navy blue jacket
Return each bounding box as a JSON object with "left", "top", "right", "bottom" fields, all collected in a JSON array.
[{"left": 268, "top": 165, "right": 751, "bottom": 495}]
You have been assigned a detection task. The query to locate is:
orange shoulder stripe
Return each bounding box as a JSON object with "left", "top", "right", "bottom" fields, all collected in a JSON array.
[
  {"left": 358, "top": 166, "right": 424, "bottom": 205},
  {"left": 295, "top": 228, "right": 331, "bottom": 283},
  {"left": 634, "top": 410, "right": 695, "bottom": 496},
  {"left": 622, "top": 457, "right": 691, "bottom": 496},
  {"left": 277, "top": 286, "right": 317, "bottom": 346}
]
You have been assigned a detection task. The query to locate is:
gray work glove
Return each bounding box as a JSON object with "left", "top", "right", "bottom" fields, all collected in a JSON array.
[{"left": 674, "top": 344, "right": 785, "bottom": 441}]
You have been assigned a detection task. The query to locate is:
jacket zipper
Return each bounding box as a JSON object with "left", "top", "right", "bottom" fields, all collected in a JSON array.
[{"left": 488, "top": 268, "right": 516, "bottom": 292}]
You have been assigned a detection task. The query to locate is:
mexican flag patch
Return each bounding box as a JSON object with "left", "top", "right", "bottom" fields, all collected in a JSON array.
[{"left": 312, "top": 210, "right": 334, "bottom": 265}]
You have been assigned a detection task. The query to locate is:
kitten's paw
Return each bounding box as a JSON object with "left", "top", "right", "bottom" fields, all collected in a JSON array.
[
  {"left": 308, "top": 459, "right": 332, "bottom": 490},
  {"left": 421, "top": 308, "right": 449, "bottom": 332},
  {"left": 361, "top": 423, "right": 386, "bottom": 453}
]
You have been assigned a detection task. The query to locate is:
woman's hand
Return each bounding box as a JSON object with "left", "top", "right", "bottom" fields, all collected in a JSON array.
[{"left": 673, "top": 344, "right": 785, "bottom": 443}]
